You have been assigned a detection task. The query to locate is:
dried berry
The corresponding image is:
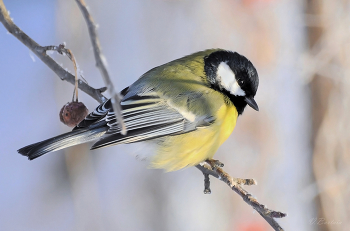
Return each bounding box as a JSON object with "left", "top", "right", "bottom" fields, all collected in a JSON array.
[{"left": 59, "top": 102, "right": 88, "bottom": 127}]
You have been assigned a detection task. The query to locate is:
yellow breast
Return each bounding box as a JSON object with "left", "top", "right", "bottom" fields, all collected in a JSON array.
[{"left": 150, "top": 103, "right": 238, "bottom": 172}]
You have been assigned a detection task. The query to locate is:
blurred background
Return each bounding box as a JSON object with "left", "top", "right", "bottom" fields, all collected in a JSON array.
[{"left": 0, "top": 0, "right": 349, "bottom": 230}]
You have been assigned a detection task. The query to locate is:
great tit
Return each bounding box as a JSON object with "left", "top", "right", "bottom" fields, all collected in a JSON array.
[{"left": 18, "top": 49, "right": 259, "bottom": 172}]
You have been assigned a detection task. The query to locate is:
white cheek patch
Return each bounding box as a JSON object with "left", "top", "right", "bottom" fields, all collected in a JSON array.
[
  {"left": 217, "top": 62, "right": 246, "bottom": 96},
  {"left": 230, "top": 80, "right": 246, "bottom": 96}
]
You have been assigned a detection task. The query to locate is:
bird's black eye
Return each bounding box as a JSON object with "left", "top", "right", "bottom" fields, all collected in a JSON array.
[{"left": 238, "top": 79, "right": 244, "bottom": 85}]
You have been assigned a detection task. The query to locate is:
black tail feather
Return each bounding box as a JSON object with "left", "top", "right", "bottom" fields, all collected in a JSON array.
[
  {"left": 18, "top": 121, "right": 108, "bottom": 160},
  {"left": 18, "top": 142, "right": 43, "bottom": 157}
]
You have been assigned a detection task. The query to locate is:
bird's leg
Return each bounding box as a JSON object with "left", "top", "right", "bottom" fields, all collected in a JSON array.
[
  {"left": 205, "top": 158, "right": 257, "bottom": 186},
  {"left": 196, "top": 158, "right": 257, "bottom": 194},
  {"left": 206, "top": 159, "right": 224, "bottom": 168},
  {"left": 197, "top": 159, "right": 225, "bottom": 194}
]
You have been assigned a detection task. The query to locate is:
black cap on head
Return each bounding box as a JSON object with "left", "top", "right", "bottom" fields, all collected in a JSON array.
[{"left": 204, "top": 50, "right": 259, "bottom": 114}]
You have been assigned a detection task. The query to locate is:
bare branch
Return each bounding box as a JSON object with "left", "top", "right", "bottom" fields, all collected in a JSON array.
[
  {"left": 75, "top": 0, "right": 127, "bottom": 135},
  {"left": 0, "top": 0, "right": 107, "bottom": 104},
  {"left": 43, "top": 44, "right": 80, "bottom": 101},
  {"left": 196, "top": 160, "right": 287, "bottom": 231}
]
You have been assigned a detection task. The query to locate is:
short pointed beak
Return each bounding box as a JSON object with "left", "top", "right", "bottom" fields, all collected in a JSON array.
[{"left": 245, "top": 97, "right": 259, "bottom": 111}]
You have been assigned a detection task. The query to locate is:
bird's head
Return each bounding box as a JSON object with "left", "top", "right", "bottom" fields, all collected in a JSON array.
[{"left": 204, "top": 50, "right": 259, "bottom": 115}]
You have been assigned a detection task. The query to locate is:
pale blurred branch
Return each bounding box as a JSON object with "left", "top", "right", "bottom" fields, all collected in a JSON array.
[
  {"left": 197, "top": 160, "right": 287, "bottom": 231},
  {"left": 75, "top": 0, "right": 127, "bottom": 135},
  {"left": 0, "top": 0, "right": 107, "bottom": 103},
  {"left": 305, "top": 1, "right": 350, "bottom": 230}
]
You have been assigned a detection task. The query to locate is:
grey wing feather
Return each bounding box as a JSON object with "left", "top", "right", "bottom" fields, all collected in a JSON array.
[
  {"left": 73, "top": 99, "right": 111, "bottom": 130},
  {"left": 90, "top": 94, "right": 190, "bottom": 149}
]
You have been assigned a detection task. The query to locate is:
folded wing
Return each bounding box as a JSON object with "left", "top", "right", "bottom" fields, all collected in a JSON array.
[{"left": 90, "top": 92, "right": 188, "bottom": 149}]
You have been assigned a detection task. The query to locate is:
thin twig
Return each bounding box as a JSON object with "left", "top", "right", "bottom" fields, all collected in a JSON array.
[
  {"left": 203, "top": 172, "right": 211, "bottom": 194},
  {"left": 196, "top": 160, "right": 287, "bottom": 231},
  {"left": 43, "top": 44, "right": 79, "bottom": 101},
  {"left": 0, "top": 0, "right": 107, "bottom": 103},
  {"left": 75, "top": 0, "right": 127, "bottom": 135}
]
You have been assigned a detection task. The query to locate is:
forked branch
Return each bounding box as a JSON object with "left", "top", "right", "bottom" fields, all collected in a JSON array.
[
  {"left": 196, "top": 160, "right": 287, "bottom": 231},
  {"left": 42, "top": 44, "right": 80, "bottom": 101},
  {"left": 0, "top": 0, "right": 107, "bottom": 103}
]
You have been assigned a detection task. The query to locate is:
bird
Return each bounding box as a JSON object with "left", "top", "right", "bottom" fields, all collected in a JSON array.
[{"left": 18, "top": 49, "right": 259, "bottom": 172}]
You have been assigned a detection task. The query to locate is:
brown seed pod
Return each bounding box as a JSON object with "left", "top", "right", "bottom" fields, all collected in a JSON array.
[{"left": 59, "top": 102, "right": 89, "bottom": 127}]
